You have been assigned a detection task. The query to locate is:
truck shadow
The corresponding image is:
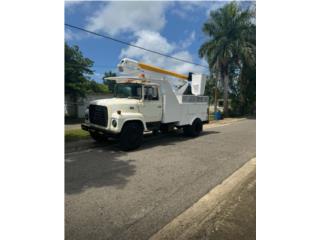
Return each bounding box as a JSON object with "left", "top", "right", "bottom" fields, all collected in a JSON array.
[
  {"left": 105, "top": 129, "right": 220, "bottom": 152},
  {"left": 142, "top": 130, "right": 219, "bottom": 149},
  {"left": 65, "top": 151, "right": 136, "bottom": 195},
  {"left": 65, "top": 130, "right": 219, "bottom": 195}
]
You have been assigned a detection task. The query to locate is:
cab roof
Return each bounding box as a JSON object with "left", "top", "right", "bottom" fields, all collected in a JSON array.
[{"left": 104, "top": 76, "right": 159, "bottom": 86}]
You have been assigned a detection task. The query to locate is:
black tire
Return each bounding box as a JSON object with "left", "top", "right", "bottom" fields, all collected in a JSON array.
[
  {"left": 120, "top": 122, "right": 143, "bottom": 151},
  {"left": 183, "top": 119, "right": 203, "bottom": 137},
  {"left": 90, "top": 131, "right": 109, "bottom": 142}
]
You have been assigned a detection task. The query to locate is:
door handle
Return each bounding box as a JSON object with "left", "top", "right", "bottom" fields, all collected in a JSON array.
[{"left": 157, "top": 105, "right": 162, "bottom": 108}]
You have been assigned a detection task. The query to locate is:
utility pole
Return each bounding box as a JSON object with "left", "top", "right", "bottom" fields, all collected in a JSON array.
[
  {"left": 214, "top": 84, "right": 218, "bottom": 113},
  {"left": 213, "top": 65, "right": 219, "bottom": 113}
]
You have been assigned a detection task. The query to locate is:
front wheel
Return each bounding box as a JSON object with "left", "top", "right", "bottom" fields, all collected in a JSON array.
[
  {"left": 120, "top": 123, "right": 143, "bottom": 151},
  {"left": 183, "top": 119, "right": 203, "bottom": 137}
]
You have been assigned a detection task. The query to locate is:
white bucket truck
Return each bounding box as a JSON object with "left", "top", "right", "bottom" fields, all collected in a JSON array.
[{"left": 81, "top": 58, "right": 209, "bottom": 150}]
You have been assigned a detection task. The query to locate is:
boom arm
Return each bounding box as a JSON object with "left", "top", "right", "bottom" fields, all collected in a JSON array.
[
  {"left": 117, "top": 58, "right": 188, "bottom": 81},
  {"left": 117, "top": 58, "right": 207, "bottom": 96}
]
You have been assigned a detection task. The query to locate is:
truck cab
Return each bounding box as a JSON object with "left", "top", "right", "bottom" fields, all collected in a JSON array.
[{"left": 82, "top": 80, "right": 163, "bottom": 150}]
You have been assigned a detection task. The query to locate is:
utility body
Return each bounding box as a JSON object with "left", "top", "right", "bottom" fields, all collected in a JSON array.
[{"left": 81, "top": 58, "right": 209, "bottom": 150}]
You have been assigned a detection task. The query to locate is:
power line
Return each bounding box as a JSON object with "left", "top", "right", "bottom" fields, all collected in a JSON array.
[{"left": 65, "top": 23, "right": 209, "bottom": 69}]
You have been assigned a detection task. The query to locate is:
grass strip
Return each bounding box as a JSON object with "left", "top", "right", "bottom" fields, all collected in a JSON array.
[{"left": 65, "top": 129, "right": 90, "bottom": 142}]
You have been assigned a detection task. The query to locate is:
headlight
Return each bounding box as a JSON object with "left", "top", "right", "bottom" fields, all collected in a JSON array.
[{"left": 112, "top": 119, "right": 117, "bottom": 127}]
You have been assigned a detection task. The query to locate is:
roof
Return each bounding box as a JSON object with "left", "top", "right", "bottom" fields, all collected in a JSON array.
[{"left": 104, "top": 76, "right": 158, "bottom": 85}]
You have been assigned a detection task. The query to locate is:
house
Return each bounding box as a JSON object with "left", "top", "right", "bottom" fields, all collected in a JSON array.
[{"left": 209, "top": 99, "right": 232, "bottom": 113}]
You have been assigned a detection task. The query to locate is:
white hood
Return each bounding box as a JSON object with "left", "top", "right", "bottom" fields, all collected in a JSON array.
[{"left": 90, "top": 97, "right": 139, "bottom": 106}]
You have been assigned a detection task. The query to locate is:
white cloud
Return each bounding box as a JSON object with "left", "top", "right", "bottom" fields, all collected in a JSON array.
[
  {"left": 179, "top": 1, "right": 210, "bottom": 11},
  {"left": 94, "top": 72, "right": 102, "bottom": 77},
  {"left": 65, "top": 28, "right": 83, "bottom": 41},
  {"left": 170, "top": 51, "right": 204, "bottom": 73},
  {"left": 85, "top": 1, "right": 171, "bottom": 36},
  {"left": 120, "top": 30, "right": 175, "bottom": 58},
  {"left": 171, "top": 1, "right": 211, "bottom": 19},
  {"left": 64, "top": 27, "right": 91, "bottom": 41},
  {"left": 65, "top": 28, "right": 73, "bottom": 41},
  {"left": 179, "top": 31, "right": 196, "bottom": 49},
  {"left": 120, "top": 30, "right": 208, "bottom": 75}
]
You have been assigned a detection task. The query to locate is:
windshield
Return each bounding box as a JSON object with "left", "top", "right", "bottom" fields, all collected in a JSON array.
[{"left": 114, "top": 83, "right": 142, "bottom": 99}]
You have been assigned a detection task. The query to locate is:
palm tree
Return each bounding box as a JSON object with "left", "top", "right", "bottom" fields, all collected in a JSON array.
[{"left": 199, "top": 1, "right": 255, "bottom": 116}]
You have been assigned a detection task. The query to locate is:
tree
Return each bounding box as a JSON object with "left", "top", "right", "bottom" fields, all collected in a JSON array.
[
  {"left": 103, "top": 71, "right": 117, "bottom": 93},
  {"left": 65, "top": 43, "right": 112, "bottom": 118},
  {"left": 199, "top": 2, "right": 255, "bottom": 116},
  {"left": 65, "top": 43, "right": 94, "bottom": 99},
  {"left": 88, "top": 80, "right": 109, "bottom": 94}
]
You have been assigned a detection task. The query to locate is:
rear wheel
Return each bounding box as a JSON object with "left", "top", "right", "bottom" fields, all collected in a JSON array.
[
  {"left": 183, "top": 118, "right": 203, "bottom": 137},
  {"left": 89, "top": 131, "right": 109, "bottom": 142},
  {"left": 120, "top": 122, "right": 143, "bottom": 151}
]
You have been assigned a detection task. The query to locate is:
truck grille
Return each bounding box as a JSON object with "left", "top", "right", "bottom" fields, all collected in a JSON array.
[{"left": 89, "top": 105, "right": 108, "bottom": 127}]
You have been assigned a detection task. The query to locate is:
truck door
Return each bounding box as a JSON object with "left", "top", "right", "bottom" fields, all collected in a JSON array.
[{"left": 141, "top": 85, "right": 162, "bottom": 123}]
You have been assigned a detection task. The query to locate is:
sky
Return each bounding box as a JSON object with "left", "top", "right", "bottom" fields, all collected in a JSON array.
[{"left": 65, "top": 1, "right": 253, "bottom": 83}]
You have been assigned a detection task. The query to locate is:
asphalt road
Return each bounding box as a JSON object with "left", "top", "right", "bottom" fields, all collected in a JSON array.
[{"left": 65, "top": 119, "right": 256, "bottom": 240}]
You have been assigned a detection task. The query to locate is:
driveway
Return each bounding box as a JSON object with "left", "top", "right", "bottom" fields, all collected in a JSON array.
[{"left": 65, "top": 119, "right": 256, "bottom": 240}]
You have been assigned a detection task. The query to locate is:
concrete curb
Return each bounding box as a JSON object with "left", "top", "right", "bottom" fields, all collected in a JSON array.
[
  {"left": 150, "top": 157, "right": 256, "bottom": 240},
  {"left": 204, "top": 117, "right": 247, "bottom": 129}
]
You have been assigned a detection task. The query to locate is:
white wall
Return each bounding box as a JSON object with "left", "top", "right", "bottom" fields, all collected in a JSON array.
[{"left": 65, "top": 93, "right": 113, "bottom": 118}]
